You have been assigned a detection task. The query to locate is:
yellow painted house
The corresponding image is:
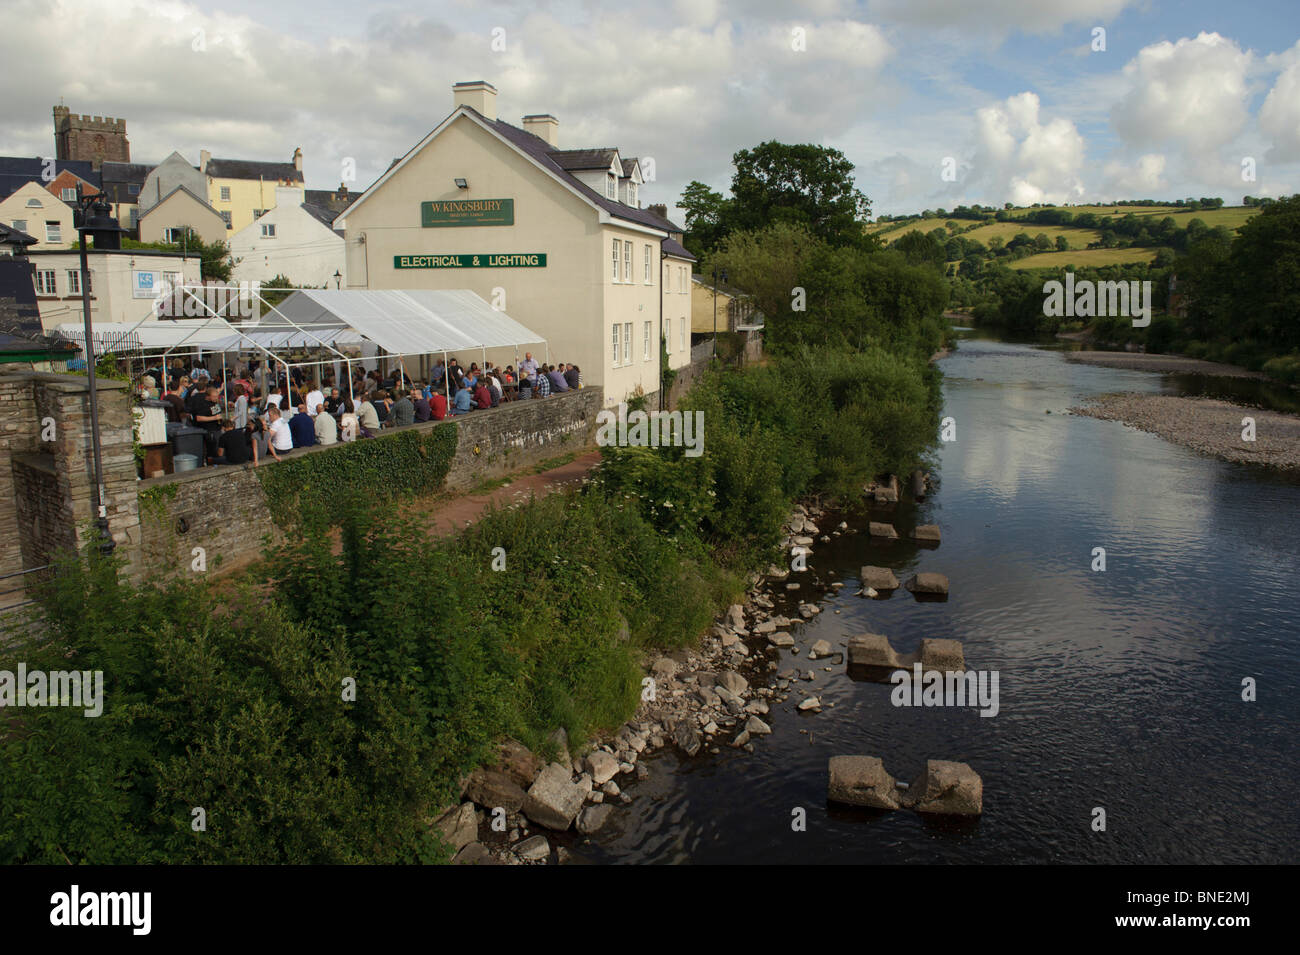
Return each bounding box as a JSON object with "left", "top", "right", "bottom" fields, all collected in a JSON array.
[
  {"left": 201, "top": 149, "right": 305, "bottom": 235},
  {"left": 691, "top": 272, "right": 758, "bottom": 334}
]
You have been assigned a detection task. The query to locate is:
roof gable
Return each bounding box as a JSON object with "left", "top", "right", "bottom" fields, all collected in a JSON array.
[{"left": 340, "top": 108, "right": 681, "bottom": 234}]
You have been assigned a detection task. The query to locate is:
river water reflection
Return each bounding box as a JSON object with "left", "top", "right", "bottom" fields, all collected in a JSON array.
[{"left": 586, "top": 333, "right": 1299, "bottom": 864}]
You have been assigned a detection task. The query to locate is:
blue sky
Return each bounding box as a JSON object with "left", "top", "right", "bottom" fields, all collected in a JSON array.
[{"left": 1, "top": 0, "right": 1297, "bottom": 220}]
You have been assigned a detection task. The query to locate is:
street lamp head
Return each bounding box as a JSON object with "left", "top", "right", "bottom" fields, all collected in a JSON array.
[{"left": 75, "top": 190, "right": 126, "bottom": 250}]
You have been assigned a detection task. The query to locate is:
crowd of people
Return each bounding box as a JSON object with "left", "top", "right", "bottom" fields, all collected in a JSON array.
[{"left": 137, "top": 350, "right": 582, "bottom": 468}]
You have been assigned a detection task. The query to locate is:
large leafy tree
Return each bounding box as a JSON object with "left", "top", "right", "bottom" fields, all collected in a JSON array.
[
  {"left": 680, "top": 141, "right": 873, "bottom": 255},
  {"left": 729, "top": 141, "right": 871, "bottom": 246}
]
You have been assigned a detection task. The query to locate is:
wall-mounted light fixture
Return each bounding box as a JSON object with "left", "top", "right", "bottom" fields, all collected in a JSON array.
[{"left": 454, "top": 178, "right": 469, "bottom": 189}]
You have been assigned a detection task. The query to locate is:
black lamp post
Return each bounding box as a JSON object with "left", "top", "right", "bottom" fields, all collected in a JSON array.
[
  {"left": 74, "top": 188, "right": 127, "bottom": 555},
  {"left": 712, "top": 266, "right": 727, "bottom": 358},
  {"left": 334, "top": 269, "right": 342, "bottom": 289}
]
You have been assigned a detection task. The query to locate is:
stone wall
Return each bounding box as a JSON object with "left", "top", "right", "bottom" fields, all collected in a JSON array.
[
  {"left": 136, "top": 387, "right": 603, "bottom": 580},
  {"left": 0, "top": 369, "right": 140, "bottom": 597},
  {"left": 444, "top": 387, "right": 601, "bottom": 492}
]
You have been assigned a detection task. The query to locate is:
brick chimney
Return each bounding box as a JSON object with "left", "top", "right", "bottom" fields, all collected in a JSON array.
[
  {"left": 647, "top": 203, "right": 668, "bottom": 220},
  {"left": 453, "top": 81, "right": 498, "bottom": 121},
  {"left": 199, "top": 149, "right": 211, "bottom": 173},
  {"left": 522, "top": 114, "right": 559, "bottom": 147}
]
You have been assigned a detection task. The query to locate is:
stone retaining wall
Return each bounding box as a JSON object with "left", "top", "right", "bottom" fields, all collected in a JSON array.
[{"left": 135, "top": 387, "right": 603, "bottom": 580}]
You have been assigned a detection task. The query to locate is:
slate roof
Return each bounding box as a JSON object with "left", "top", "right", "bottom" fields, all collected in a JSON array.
[
  {"left": 301, "top": 202, "right": 343, "bottom": 230},
  {"left": 0, "top": 156, "right": 100, "bottom": 200},
  {"left": 488, "top": 119, "right": 685, "bottom": 233},
  {"left": 660, "top": 236, "right": 696, "bottom": 261},
  {"left": 304, "top": 188, "right": 362, "bottom": 214},
  {"left": 549, "top": 148, "right": 619, "bottom": 171},
  {"left": 0, "top": 222, "right": 39, "bottom": 247},
  {"left": 205, "top": 158, "right": 304, "bottom": 183},
  {"left": 621, "top": 158, "right": 639, "bottom": 178}
]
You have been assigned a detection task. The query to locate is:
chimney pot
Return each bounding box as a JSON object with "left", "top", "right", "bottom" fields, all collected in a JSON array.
[
  {"left": 522, "top": 113, "right": 559, "bottom": 148},
  {"left": 452, "top": 81, "right": 498, "bottom": 122}
]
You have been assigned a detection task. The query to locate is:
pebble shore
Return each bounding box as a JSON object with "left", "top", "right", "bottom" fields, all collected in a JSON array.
[{"left": 1071, "top": 392, "right": 1300, "bottom": 470}]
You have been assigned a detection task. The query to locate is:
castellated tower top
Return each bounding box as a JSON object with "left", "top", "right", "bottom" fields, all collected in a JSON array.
[{"left": 53, "top": 105, "right": 130, "bottom": 169}]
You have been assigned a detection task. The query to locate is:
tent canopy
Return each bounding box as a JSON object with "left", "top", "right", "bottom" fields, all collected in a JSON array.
[
  {"left": 235, "top": 289, "right": 546, "bottom": 357},
  {"left": 55, "top": 321, "right": 235, "bottom": 355}
]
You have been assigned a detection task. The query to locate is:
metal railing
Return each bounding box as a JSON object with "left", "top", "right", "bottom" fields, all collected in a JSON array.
[{"left": 0, "top": 564, "right": 50, "bottom": 612}]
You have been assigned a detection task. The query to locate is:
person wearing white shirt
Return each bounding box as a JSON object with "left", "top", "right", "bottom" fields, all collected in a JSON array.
[
  {"left": 305, "top": 383, "right": 325, "bottom": 417},
  {"left": 232, "top": 391, "right": 249, "bottom": 429},
  {"left": 266, "top": 407, "right": 294, "bottom": 461}
]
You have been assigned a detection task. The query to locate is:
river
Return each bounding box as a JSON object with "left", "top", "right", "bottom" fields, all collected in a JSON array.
[{"left": 583, "top": 330, "right": 1300, "bottom": 864}]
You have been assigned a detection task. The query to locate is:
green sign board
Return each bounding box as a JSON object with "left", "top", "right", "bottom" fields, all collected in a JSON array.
[
  {"left": 394, "top": 253, "right": 547, "bottom": 269},
  {"left": 420, "top": 198, "right": 514, "bottom": 227}
]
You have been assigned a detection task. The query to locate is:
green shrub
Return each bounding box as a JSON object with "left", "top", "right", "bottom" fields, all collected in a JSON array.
[{"left": 256, "top": 423, "right": 458, "bottom": 527}]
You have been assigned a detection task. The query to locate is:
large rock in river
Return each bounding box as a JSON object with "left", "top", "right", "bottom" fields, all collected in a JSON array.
[
  {"left": 522, "top": 762, "right": 587, "bottom": 830},
  {"left": 905, "top": 572, "right": 949, "bottom": 595},
  {"left": 868, "top": 522, "right": 899, "bottom": 539},
  {"left": 912, "top": 524, "right": 941, "bottom": 544},
  {"left": 918, "top": 638, "right": 965, "bottom": 672},
  {"left": 902, "top": 760, "right": 983, "bottom": 816},
  {"left": 847, "top": 633, "right": 902, "bottom": 669},
  {"left": 860, "top": 566, "right": 900, "bottom": 590},
  {"left": 827, "top": 756, "right": 901, "bottom": 810}
]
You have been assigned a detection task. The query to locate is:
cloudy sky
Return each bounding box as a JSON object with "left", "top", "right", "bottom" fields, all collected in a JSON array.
[{"left": 2, "top": 0, "right": 1297, "bottom": 219}]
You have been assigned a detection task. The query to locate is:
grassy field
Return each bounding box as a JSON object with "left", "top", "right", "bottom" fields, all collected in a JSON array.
[
  {"left": 867, "top": 205, "right": 1260, "bottom": 258},
  {"left": 1008, "top": 247, "right": 1159, "bottom": 270},
  {"left": 961, "top": 221, "right": 1102, "bottom": 248},
  {"left": 867, "top": 217, "right": 954, "bottom": 237},
  {"left": 1006, "top": 204, "right": 1258, "bottom": 231}
]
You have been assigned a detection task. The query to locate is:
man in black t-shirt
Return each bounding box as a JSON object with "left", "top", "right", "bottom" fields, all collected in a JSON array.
[
  {"left": 188, "top": 386, "right": 224, "bottom": 462},
  {"left": 216, "top": 419, "right": 255, "bottom": 465}
]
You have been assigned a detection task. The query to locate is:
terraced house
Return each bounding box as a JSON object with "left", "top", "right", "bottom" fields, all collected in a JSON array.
[{"left": 337, "top": 81, "right": 694, "bottom": 406}]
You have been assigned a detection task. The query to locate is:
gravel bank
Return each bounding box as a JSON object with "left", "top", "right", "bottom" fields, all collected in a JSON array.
[
  {"left": 1064, "top": 351, "right": 1268, "bottom": 379},
  {"left": 1071, "top": 392, "right": 1300, "bottom": 470}
]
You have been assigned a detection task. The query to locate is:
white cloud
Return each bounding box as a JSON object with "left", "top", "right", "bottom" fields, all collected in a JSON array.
[
  {"left": 866, "top": 0, "right": 1135, "bottom": 35},
  {"left": 970, "top": 92, "right": 1087, "bottom": 205},
  {"left": 1110, "top": 32, "right": 1253, "bottom": 153},
  {"left": 1102, "top": 153, "right": 1166, "bottom": 196},
  {"left": 1260, "top": 42, "right": 1300, "bottom": 162}
]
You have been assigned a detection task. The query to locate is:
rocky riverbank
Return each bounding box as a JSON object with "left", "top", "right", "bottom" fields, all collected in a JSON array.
[
  {"left": 1064, "top": 351, "right": 1269, "bottom": 379},
  {"left": 430, "top": 500, "right": 857, "bottom": 864},
  {"left": 1071, "top": 392, "right": 1300, "bottom": 470}
]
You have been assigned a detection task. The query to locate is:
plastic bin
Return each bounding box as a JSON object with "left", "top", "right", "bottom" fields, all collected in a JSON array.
[{"left": 169, "top": 423, "right": 207, "bottom": 461}]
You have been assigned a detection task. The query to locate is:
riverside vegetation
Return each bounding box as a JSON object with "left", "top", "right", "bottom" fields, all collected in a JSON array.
[
  {"left": 888, "top": 195, "right": 1300, "bottom": 383},
  {"left": 0, "top": 141, "right": 945, "bottom": 864}
]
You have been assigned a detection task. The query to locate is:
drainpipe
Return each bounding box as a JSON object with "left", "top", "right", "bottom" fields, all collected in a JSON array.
[{"left": 658, "top": 250, "right": 664, "bottom": 412}]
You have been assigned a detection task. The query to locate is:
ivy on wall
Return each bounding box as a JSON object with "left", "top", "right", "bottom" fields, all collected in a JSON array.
[{"left": 256, "top": 423, "right": 459, "bottom": 527}]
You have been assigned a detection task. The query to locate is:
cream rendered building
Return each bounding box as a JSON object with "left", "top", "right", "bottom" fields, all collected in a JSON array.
[
  {"left": 337, "top": 81, "right": 693, "bottom": 406},
  {"left": 27, "top": 248, "right": 201, "bottom": 332},
  {"left": 0, "top": 182, "right": 75, "bottom": 251},
  {"left": 137, "top": 185, "right": 227, "bottom": 245}
]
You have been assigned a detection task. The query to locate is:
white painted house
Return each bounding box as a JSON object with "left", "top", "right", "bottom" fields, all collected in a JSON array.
[{"left": 230, "top": 186, "right": 345, "bottom": 289}]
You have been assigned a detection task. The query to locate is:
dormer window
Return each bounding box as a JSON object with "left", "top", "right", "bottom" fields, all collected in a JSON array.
[
  {"left": 629, "top": 182, "right": 637, "bottom": 207},
  {"left": 606, "top": 174, "right": 616, "bottom": 200}
]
